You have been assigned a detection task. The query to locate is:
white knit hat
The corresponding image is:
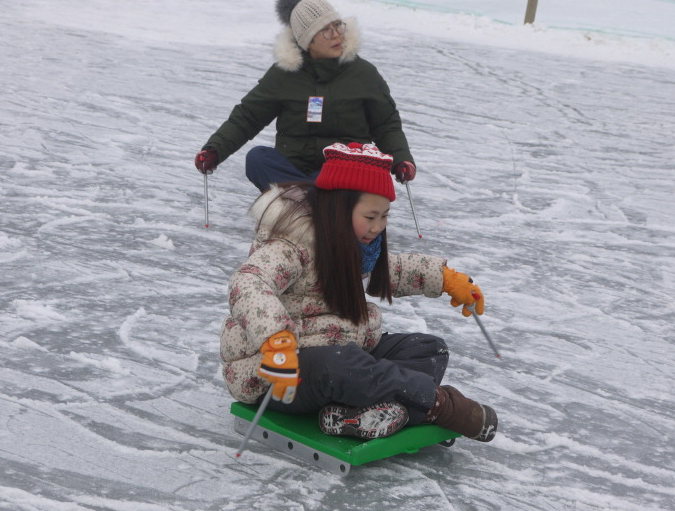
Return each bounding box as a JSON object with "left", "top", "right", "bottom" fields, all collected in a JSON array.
[{"left": 276, "top": 0, "right": 341, "bottom": 51}]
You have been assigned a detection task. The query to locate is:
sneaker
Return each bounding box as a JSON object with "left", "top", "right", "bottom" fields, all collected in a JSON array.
[{"left": 319, "top": 402, "right": 409, "bottom": 439}]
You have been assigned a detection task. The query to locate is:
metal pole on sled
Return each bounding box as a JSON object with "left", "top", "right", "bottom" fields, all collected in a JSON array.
[
  {"left": 235, "top": 385, "right": 275, "bottom": 458},
  {"left": 467, "top": 301, "right": 501, "bottom": 358}
]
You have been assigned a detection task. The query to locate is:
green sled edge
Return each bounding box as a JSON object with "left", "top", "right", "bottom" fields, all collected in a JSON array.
[{"left": 231, "top": 401, "right": 461, "bottom": 471}]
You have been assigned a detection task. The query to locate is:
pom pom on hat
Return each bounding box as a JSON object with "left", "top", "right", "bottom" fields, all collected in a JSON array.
[
  {"left": 276, "top": 0, "right": 341, "bottom": 51},
  {"left": 276, "top": 0, "right": 300, "bottom": 24},
  {"left": 316, "top": 143, "right": 396, "bottom": 201}
]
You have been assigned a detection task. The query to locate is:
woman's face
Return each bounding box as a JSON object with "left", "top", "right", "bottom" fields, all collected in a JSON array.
[
  {"left": 308, "top": 21, "right": 345, "bottom": 59},
  {"left": 352, "top": 193, "right": 390, "bottom": 244}
]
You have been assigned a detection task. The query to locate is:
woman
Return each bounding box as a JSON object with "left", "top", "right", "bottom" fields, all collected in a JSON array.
[
  {"left": 194, "top": 0, "right": 417, "bottom": 192},
  {"left": 221, "top": 142, "right": 498, "bottom": 442}
]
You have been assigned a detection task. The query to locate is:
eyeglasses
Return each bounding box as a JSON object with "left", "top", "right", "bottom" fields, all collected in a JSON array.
[{"left": 319, "top": 21, "right": 346, "bottom": 40}]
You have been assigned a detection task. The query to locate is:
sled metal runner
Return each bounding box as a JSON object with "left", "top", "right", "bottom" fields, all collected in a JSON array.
[{"left": 231, "top": 401, "right": 461, "bottom": 476}]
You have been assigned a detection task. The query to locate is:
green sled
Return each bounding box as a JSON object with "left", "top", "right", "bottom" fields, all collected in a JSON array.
[{"left": 231, "top": 401, "right": 461, "bottom": 476}]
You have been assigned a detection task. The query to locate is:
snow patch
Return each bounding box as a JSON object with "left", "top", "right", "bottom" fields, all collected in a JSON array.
[
  {"left": 68, "top": 351, "right": 131, "bottom": 376},
  {"left": 7, "top": 336, "right": 49, "bottom": 352},
  {"left": 149, "top": 233, "right": 175, "bottom": 250},
  {"left": 12, "top": 300, "right": 68, "bottom": 322}
]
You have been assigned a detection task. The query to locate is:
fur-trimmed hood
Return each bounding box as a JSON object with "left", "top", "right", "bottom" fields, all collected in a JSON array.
[
  {"left": 249, "top": 184, "right": 315, "bottom": 246},
  {"left": 273, "top": 16, "right": 360, "bottom": 72}
]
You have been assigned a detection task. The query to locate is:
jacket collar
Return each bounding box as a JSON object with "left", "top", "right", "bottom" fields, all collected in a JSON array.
[
  {"left": 274, "top": 17, "right": 360, "bottom": 72},
  {"left": 249, "top": 185, "right": 315, "bottom": 246}
]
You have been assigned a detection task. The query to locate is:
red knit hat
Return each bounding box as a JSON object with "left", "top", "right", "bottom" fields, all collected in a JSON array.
[{"left": 316, "top": 142, "right": 396, "bottom": 201}]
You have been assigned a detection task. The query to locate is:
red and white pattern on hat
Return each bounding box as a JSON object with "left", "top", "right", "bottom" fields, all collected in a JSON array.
[
  {"left": 324, "top": 142, "right": 393, "bottom": 167},
  {"left": 316, "top": 142, "right": 396, "bottom": 201}
]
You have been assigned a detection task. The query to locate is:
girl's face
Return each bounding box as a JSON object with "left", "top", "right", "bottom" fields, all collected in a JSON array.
[
  {"left": 352, "top": 193, "right": 390, "bottom": 244},
  {"left": 308, "top": 21, "right": 345, "bottom": 59}
]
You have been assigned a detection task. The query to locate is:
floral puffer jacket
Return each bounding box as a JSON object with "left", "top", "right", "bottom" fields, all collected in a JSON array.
[{"left": 221, "top": 185, "right": 446, "bottom": 403}]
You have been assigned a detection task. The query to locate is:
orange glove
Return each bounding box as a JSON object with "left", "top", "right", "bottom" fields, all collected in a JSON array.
[
  {"left": 442, "top": 267, "right": 484, "bottom": 317},
  {"left": 258, "top": 330, "right": 299, "bottom": 404}
]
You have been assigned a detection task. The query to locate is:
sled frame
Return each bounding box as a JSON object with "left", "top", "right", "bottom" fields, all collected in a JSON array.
[{"left": 231, "top": 401, "right": 460, "bottom": 476}]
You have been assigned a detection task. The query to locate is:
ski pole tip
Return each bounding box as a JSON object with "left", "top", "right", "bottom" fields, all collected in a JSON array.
[
  {"left": 205, "top": 224, "right": 209, "bottom": 228},
  {"left": 418, "top": 234, "right": 423, "bottom": 239}
]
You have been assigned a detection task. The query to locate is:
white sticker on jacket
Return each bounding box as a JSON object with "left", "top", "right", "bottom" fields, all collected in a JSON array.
[{"left": 307, "top": 96, "right": 324, "bottom": 122}]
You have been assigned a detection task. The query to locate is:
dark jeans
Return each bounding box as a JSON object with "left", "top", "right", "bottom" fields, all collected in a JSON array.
[
  {"left": 246, "top": 146, "right": 320, "bottom": 192},
  {"left": 266, "top": 332, "right": 449, "bottom": 424}
]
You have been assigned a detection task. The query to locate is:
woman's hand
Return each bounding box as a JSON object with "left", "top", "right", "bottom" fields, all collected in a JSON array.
[
  {"left": 194, "top": 149, "right": 218, "bottom": 174},
  {"left": 393, "top": 161, "right": 416, "bottom": 183}
]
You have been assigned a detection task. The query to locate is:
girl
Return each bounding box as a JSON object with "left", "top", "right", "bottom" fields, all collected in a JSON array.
[
  {"left": 222, "top": 143, "right": 498, "bottom": 442},
  {"left": 195, "top": 0, "right": 417, "bottom": 191}
]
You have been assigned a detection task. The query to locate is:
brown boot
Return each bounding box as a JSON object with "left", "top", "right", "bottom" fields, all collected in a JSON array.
[{"left": 425, "top": 385, "right": 498, "bottom": 442}]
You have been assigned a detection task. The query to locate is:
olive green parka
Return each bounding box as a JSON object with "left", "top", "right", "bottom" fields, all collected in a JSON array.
[{"left": 203, "top": 19, "right": 414, "bottom": 175}]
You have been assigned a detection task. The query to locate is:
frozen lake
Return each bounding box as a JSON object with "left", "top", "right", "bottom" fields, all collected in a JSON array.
[{"left": 1, "top": 1, "right": 675, "bottom": 509}]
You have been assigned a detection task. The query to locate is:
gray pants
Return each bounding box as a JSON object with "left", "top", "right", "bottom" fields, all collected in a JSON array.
[{"left": 266, "top": 332, "right": 449, "bottom": 424}]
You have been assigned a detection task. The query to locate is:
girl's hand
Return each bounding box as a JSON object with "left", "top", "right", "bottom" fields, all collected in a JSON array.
[
  {"left": 258, "top": 330, "right": 299, "bottom": 403},
  {"left": 442, "top": 267, "right": 484, "bottom": 317}
]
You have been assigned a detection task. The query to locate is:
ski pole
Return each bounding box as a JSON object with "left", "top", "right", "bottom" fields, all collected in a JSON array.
[
  {"left": 467, "top": 299, "right": 501, "bottom": 358},
  {"left": 235, "top": 385, "right": 274, "bottom": 458},
  {"left": 203, "top": 172, "right": 210, "bottom": 228},
  {"left": 197, "top": 153, "right": 211, "bottom": 228},
  {"left": 405, "top": 182, "right": 422, "bottom": 239}
]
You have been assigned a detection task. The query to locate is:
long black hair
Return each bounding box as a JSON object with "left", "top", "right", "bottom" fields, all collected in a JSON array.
[{"left": 265, "top": 184, "right": 392, "bottom": 325}]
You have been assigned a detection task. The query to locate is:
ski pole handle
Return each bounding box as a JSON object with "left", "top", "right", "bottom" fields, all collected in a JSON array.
[{"left": 235, "top": 385, "right": 275, "bottom": 458}]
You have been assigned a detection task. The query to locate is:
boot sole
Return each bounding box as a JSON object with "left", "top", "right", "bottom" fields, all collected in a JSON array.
[
  {"left": 471, "top": 404, "right": 498, "bottom": 442},
  {"left": 320, "top": 402, "right": 409, "bottom": 439}
]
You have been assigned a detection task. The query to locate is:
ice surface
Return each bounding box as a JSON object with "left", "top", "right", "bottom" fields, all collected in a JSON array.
[{"left": 1, "top": 1, "right": 674, "bottom": 510}]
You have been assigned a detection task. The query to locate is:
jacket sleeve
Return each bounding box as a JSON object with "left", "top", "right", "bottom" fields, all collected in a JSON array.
[
  {"left": 228, "top": 238, "right": 305, "bottom": 350},
  {"left": 202, "top": 66, "right": 283, "bottom": 162},
  {"left": 388, "top": 253, "right": 446, "bottom": 298},
  {"left": 360, "top": 62, "right": 414, "bottom": 167}
]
